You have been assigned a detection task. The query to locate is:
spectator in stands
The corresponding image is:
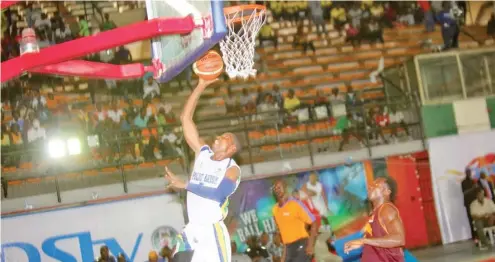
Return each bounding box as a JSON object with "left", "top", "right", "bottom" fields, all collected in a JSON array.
[
  {"left": 383, "top": 2, "right": 397, "bottom": 28},
  {"left": 116, "top": 254, "right": 126, "bottom": 262},
  {"left": 108, "top": 102, "right": 124, "bottom": 124},
  {"left": 102, "top": 13, "right": 117, "bottom": 32},
  {"left": 388, "top": 105, "right": 411, "bottom": 142},
  {"left": 35, "top": 13, "right": 51, "bottom": 32},
  {"left": 478, "top": 172, "right": 495, "bottom": 202},
  {"left": 283, "top": 89, "right": 301, "bottom": 113},
  {"left": 94, "top": 103, "right": 107, "bottom": 124},
  {"left": 78, "top": 15, "right": 90, "bottom": 37},
  {"left": 160, "top": 246, "right": 173, "bottom": 262},
  {"left": 98, "top": 246, "right": 116, "bottom": 262},
  {"left": 487, "top": 14, "right": 495, "bottom": 38},
  {"left": 268, "top": 1, "right": 283, "bottom": 25},
  {"left": 231, "top": 242, "right": 251, "bottom": 262},
  {"left": 259, "top": 21, "right": 278, "bottom": 48},
  {"left": 337, "top": 112, "right": 366, "bottom": 151},
  {"left": 115, "top": 46, "right": 132, "bottom": 64},
  {"left": 293, "top": 21, "right": 315, "bottom": 53},
  {"left": 9, "top": 123, "right": 22, "bottom": 167},
  {"left": 397, "top": 2, "right": 415, "bottom": 26},
  {"left": 348, "top": 3, "right": 363, "bottom": 29},
  {"left": 257, "top": 93, "right": 279, "bottom": 121},
  {"left": 268, "top": 233, "right": 284, "bottom": 262},
  {"left": 37, "top": 30, "right": 51, "bottom": 49},
  {"left": 345, "top": 23, "right": 361, "bottom": 47},
  {"left": 163, "top": 104, "right": 177, "bottom": 124},
  {"left": 255, "top": 86, "right": 267, "bottom": 106},
  {"left": 437, "top": 1, "right": 459, "bottom": 50},
  {"left": 418, "top": 0, "right": 434, "bottom": 32},
  {"left": 370, "top": 2, "right": 385, "bottom": 21},
  {"left": 246, "top": 235, "right": 270, "bottom": 261},
  {"left": 54, "top": 23, "right": 72, "bottom": 44},
  {"left": 362, "top": 18, "right": 384, "bottom": 43},
  {"left": 330, "top": 3, "right": 347, "bottom": 34},
  {"left": 27, "top": 119, "right": 46, "bottom": 143},
  {"left": 1, "top": 124, "right": 11, "bottom": 165},
  {"left": 9, "top": 111, "right": 24, "bottom": 132},
  {"left": 470, "top": 188, "right": 495, "bottom": 250},
  {"left": 134, "top": 108, "right": 149, "bottom": 129},
  {"left": 146, "top": 251, "right": 162, "bottom": 262},
  {"left": 314, "top": 89, "right": 328, "bottom": 104},
  {"left": 25, "top": 3, "right": 35, "bottom": 28},
  {"left": 31, "top": 90, "right": 46, "bottom": 110},
  {"left": 50, "top": 11, "right": 63, "bottom": 31},
  {"left": 329, "top": 87, "right": 344, "bottom": 104},
  {"left": 309, "top": 0, "right": 326, "bottom": 37},
  {"left": 272, "top": 85, "right": 284, "bottom": 108},
  {"left": 143, "top": 76, "right": 161, "bottom": 99},
  {"left": 373, "top": 106, "right": 389, "bottom": 144},
  {"left": 240, "top": 88, "right": 255, "bottom": 113}
]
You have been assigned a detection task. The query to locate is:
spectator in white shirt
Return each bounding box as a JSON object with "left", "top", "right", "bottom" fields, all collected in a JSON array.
[
  {"left": 470, "top": 188, "right": 495, "bottom": 249},
  {"left": 94, "top": 103, "right": 107, "bottom": 122},
  {"left": 143, "top": 76, "right": 160, "bottom": 99},
  {"left": 31, "top": 90, "right": 47, "bottom": 110},
  {"left": 388, "top": 105, "right": 411, "bottom": 141},
  {"left": 35, "top": 13, "right": 51, "bottom": 31},
  {"left": 55, "top": 23, "right": 72, "bottom": 43},
  {"left": 27, "top": 119, "right": 46, "bottom": 143},
  {"left": 107, "top": 103, "right": 123, "bottom": 124}
]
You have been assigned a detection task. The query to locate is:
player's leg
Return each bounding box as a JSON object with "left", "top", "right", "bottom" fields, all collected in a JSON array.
[{"left": 210, "top": 222, "right": 231, "bottom": 262}]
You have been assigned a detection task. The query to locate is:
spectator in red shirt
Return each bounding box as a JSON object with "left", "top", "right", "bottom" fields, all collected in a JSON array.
[
  {"left": 383, "top": 2, "right": 397, "bottom": 28},
  {"left": 373, "top": 106, "right": 389, "bottom": 144},
  {"left": 418, "top": 0, "right": 435, "bottom": 32}
]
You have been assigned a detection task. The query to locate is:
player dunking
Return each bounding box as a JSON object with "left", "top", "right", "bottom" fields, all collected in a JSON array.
[
  {"left": 164, "top": 78, "right": 242, "bottom": 262},
  {"left": 344, "top": 177, "right": 405, "bottom": 262}
]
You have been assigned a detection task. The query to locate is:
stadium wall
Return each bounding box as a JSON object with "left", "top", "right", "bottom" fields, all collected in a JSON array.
[
  {"left": 428, "top": 130, "right": 495, "bottom": 244},
  {"left": 1, "top": 194, "right": 184, "bottom": 262}
]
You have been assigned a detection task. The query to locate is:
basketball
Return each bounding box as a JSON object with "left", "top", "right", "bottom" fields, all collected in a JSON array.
[{"left": 192, "top": 50, "right": 224, "bottom": 80}]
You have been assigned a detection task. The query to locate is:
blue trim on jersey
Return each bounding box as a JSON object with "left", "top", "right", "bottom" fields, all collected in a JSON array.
[
  {"left": 200, "top": 145, "right": 211, "bottom": 152},
  {"left": 292, "top": 198, "right": 316, "bottom": 223},
  {"left": 186, "top": 177, "right": 236, "bottom": 203}
]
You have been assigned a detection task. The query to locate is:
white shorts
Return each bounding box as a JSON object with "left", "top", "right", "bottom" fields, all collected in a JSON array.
[{"left": 175, "top": 222, "right": 231, "bottom": 262}]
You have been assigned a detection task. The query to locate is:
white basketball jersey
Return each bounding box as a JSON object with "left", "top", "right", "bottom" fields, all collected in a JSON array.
[{"left": 187, "top": 145, "right": 240, "bottom": 224}]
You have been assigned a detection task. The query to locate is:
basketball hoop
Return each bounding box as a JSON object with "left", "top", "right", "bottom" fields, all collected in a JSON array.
[{"left": 220, "top": 4, "right": 266, "bottom": 80}]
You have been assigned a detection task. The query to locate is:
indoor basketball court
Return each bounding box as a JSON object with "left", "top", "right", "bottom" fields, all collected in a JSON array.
[{"left": 0, "top": 0, "right": 266, "bottom": 84}]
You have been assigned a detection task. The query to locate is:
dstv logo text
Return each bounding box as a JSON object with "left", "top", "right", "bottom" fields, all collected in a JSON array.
[{"left": 1, "top": 231, "right": 143, "bottom": 262}]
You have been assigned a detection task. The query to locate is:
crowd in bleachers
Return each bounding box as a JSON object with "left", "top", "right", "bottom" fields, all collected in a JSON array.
[{"left": 1, "top": 0, "right": 493, "bottom": 179}]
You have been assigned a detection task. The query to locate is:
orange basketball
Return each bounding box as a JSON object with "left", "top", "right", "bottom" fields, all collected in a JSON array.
[{"left": 193, "top": 50, "right": 224, "bottom": 80}]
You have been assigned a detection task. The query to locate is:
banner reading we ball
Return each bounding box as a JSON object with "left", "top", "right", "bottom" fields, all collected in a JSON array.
[
  {"left": 428, "top": 130, "right": 495, "bottom": 244},
  {"left": 225, "top": 163, "right": 369, "bottom": 252}
]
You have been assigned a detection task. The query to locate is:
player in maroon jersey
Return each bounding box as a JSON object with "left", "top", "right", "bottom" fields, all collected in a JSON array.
[{"left": 344, "top": 177, "right": 405, "bottom": 262}]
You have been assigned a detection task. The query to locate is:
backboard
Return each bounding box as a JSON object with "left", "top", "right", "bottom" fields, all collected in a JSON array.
[{"left": 145, "top": 0, "right": 227, "bottom": 83}]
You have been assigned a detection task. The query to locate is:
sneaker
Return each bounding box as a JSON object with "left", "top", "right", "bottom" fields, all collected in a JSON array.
[{"left": 479, "top": 245, "right": 488, "bottom": 251}]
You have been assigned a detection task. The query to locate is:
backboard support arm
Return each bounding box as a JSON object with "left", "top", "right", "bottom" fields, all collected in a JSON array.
[{"left": 1, "top": 16, "right": 195, "bottom": 83}]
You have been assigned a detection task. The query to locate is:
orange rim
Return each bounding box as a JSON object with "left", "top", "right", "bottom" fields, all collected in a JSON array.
[{"left": 223, "top": 4, "right": 266, "bottom": 24}]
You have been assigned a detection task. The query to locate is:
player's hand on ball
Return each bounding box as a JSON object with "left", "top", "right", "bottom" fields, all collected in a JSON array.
[
  {"left": 198, "top": 78, "right": 218, "bottom": 88},
  {"left": 344, "top": 239, "right": 364, "bottom": 254},
  {"left": 164, "top": 166, "right": 187, "bottom": 189}
]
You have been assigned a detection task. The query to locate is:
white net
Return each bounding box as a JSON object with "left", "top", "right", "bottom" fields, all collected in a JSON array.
[{"left": 220, "top": 6, "right": 266, "bottom": 79}]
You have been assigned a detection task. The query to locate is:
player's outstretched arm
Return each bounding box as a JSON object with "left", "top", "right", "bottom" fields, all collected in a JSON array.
[{"left": 180, "top": 78, "right": 217, "bottom": 154}]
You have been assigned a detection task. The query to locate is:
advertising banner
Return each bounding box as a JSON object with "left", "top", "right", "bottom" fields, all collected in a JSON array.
[
  {"left": 1, "top": 194, "right": 185, "bottom": 262},
  {"left": 225, "top": 163, "right": 370, "bottom": 261},
  {"left": 428, "top": 131, "right": 495, "bottom": 244}
]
